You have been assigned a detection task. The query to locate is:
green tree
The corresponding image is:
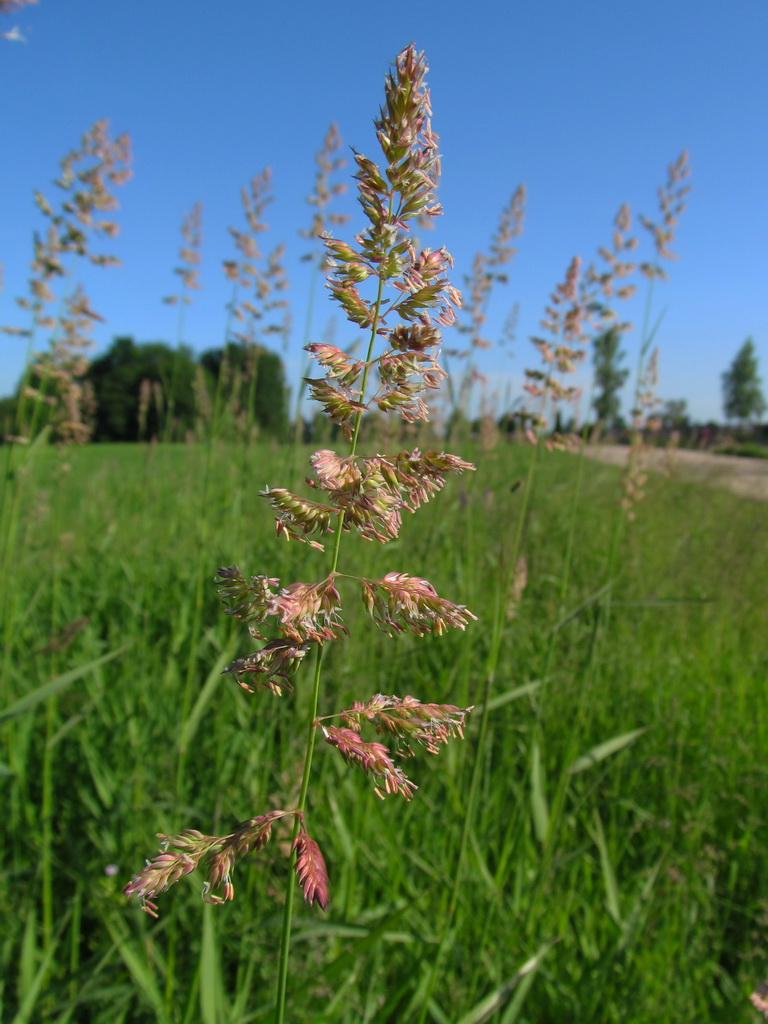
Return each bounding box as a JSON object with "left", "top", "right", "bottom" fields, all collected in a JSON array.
[
  {"left": 85, "top": 336, "right": 198, "bottom": 441},
  {"left": 199, "top": 342, "right": 288, "bottom": 440},
  {"left": 661, "top": 398, "right": 690, "bottom": 430},
  {"left": 722, "top": 338, "right": 766, "bottom": 426},
  {"left": 592, "top": 328, "right": 630, "bottom": 428}
]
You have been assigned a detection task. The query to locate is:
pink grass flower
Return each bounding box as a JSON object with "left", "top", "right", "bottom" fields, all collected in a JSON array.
[
  {"left": 322, "top": 725, "right": 418, "bottom": 800},
  {"left": 124, "top": 45, "right": 475, "bottom": 933},
  {"left": 293, "top": 828, "right": 330, "bottom": 910}
]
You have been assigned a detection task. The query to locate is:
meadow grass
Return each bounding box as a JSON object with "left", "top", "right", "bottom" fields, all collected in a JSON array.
[{"left": 2, "top": 438, "right": 766, "bottom": 1023}]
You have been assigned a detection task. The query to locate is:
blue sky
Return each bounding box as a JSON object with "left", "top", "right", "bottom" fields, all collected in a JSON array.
[{"left": 1, "top": 0, "right": 767, "bottom": 424}]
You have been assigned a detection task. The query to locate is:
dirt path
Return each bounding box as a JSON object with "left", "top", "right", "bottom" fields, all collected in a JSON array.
[{"left": 583, "top": 445, "right": 768, "bottom": 501}]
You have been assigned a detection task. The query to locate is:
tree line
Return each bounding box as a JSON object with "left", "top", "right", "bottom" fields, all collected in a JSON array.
[
  {"left": 0, "top": 330, "right": 764, "bottom": 445},
  {"left": 0, "top": 336, "right": 289, "bottom": 443},
  {"left": 590, "top": 330, "right": 765, "bottom": 433}
]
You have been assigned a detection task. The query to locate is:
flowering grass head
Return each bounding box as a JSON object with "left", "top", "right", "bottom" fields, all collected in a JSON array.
[
  {"left": 3, "top": 120, "right": 131, "bottom": 443},
  {"left": 516, "top": 153, "right": 689, "bottom": 454},
  {"left": 124, "top": 45, "right": 475, "bottom": 956}
]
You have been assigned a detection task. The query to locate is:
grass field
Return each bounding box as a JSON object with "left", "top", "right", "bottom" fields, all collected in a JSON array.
[{"left": 2, "top": 438, "right": 766, "bottom": 1023}]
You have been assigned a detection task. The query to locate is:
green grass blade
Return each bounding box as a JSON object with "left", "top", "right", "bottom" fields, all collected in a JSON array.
[
  {"left": 498, "top": 960, "right": 543, "bottom": 1024},
  {"left": 311, "top": 971, "right": 366, "bottom": 1024},
  {"left": 589, "top": 808, "right": 622, "bottom": 926},
  {"left": 475, "top": 680, "right": 543, "bottom": 713},
  {"left": 617, "top": 858, "right": 663, "bottom": 953},
  {"left": 530, "top": 740, "right": 549, "bottom": 845},
  {"left": 425, "top": 997, "right": 451, "bottom": 1024},
  {"left": 550, "top": 580, "right": 615, "bottom": 634},
  {"left": 11, "top": 942, "right": 60, "bottom": 1024},
  {"left": 567, "top": 727, "right": 647, "bottom": 775},
  {"left": 102, "top": 916, "right": 169, "bottom": 1023},
  {"left": 455, "top": 943, "right": 555, "bottom": 1024},
  {"left": 611, "top": 598, "right": 714, "bottom": 606},
  {"left": 469, "top": 830, "right": 498, "bottom": 895},
  {"left": 178, "top": 636, "right": 238, "bottom": 754},
  {"left": 17, "top": 906, "right": 37, "bottom": 1011},
  {"left": 12, "top": 909, "right": 67, "bottom": 1024},
  {"left": 0, "top": 644, "right": 131, "bottom": 724},
  {"left": 293, "top": 900, "right": 417, "bottom": 995}
]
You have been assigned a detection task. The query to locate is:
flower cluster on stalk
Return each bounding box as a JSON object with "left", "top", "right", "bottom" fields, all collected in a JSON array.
[
  {"left": 210, "top": 170, "right": 291, "bottom": 439},
  {"left": 299, "top": 122, "right": 350, "bottom": 257},
  {"left": 162, "top": 201, "right": 203, "bottom": 307},
  {"left": 516, "top": 151, "right": 689, "bottom": 454},
  {"left": 123, "top": 43, "right": 475, "bottom": 919},
  {"left": 446, "top": 185, "right": 526, "bottom": 430},
  {"left": 622, "top": 151, "right": 691, "bottom": 518},
  {"left": 223, "top": 169, "right": 289, "bottom": 347},
  {"left": 2, "top": 119, "right": 131, "bottom": 444}
]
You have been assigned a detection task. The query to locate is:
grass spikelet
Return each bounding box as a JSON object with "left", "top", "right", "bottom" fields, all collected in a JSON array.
[{"left": 293, "top": 828, "right": 331, "bottom": 910}]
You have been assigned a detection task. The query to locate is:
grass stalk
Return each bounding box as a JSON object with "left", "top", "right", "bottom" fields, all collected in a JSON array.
[{"left": 273, "top": 266, "right": 386, "bottom": 1024}]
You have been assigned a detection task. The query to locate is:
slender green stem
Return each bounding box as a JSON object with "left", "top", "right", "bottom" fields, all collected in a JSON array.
[
  {"left": 0, "top": 443, "right": 25, "bottom": 668},
  {"left": 274, "top": 643, "right": 325, "bottom": 1024},
  {"left": 175, "top": 280, "right": 243, "bottom": 800},
  {"left": 207, "top": 280, "right": 239, "bottom": 442},
  {"left": 68, "top": 881, "right": 83, "bottom": 1004},
  {"left": 163, "top": 278, "right": 189, "bottom": 444},
  {"left": 174, "top": 445, "right": 215, "bottom": 802},
  {"left": 40, "top": 695, "right": 56, "bottom": 946},
  {"left": 273, "top": 267, "right": 386, "bottom": 1024},
  {"left": 41, "top": 460, "right": 65, "bottom": 949},
  {"left": 558, "top": 441, "right": 587, "bottom": 604},
  {"left": 600, "top": 270, "right": 659, "bottom": 631},
  {"left": 637, "top": 275, "right": 656, "bottom": 377},
  {"left": 535, "top": 435, "right": 589, "bottom": 689}
]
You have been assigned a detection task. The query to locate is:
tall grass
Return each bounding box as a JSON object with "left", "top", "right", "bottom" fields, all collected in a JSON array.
[{"left": 1, "top": 438, "right": 766, "bottom": 1022}]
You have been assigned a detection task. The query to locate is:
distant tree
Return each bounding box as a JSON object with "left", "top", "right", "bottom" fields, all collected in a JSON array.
[
  {"left": 497, "top": 410, "right": 519, "bottom": 438},
  {"left": 722, "top": 338, "right": 766, "bottom": 426},
  {"left": 592, "top": 328, "right": 629, "bottom": 429},
  {"left": 553, "top": 410, "right": 577, "bottom": 436},
  {"left": 199, "top": 342, "right": 288, "bottom": 440},
  {"left": 661, "top": 398, "right": 690, "bottom": 431},
  {"left": 85, "top": 336, "right": 198, "bottom": 441}
]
